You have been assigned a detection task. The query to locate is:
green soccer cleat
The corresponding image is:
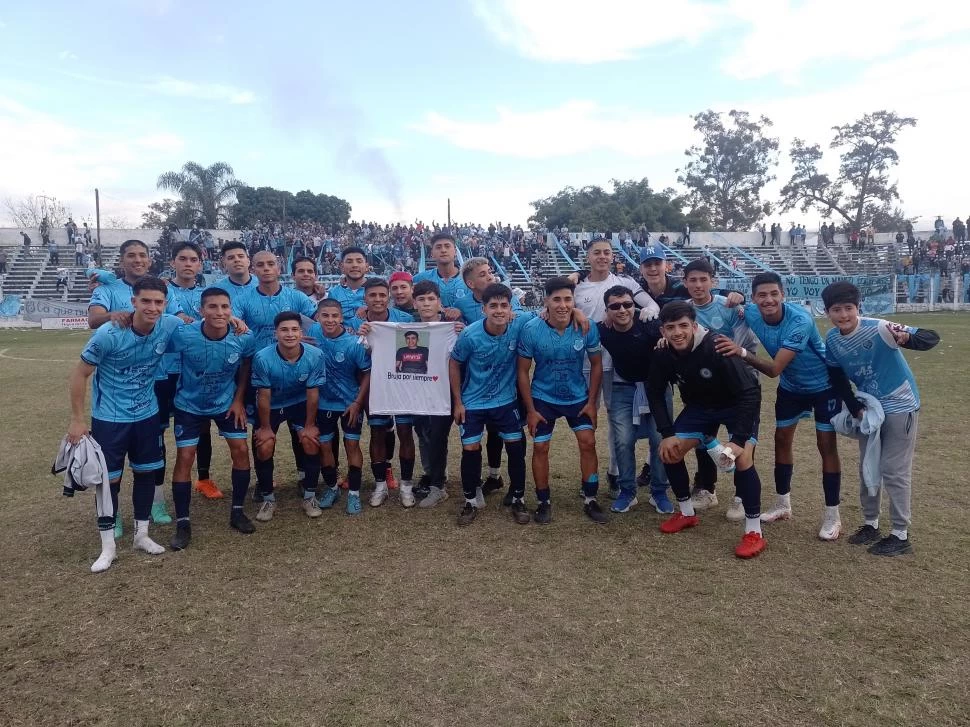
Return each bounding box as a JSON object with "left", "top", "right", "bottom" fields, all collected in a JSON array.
[{"left": 151, "top": 501, "right": 173, "bottom": 525}]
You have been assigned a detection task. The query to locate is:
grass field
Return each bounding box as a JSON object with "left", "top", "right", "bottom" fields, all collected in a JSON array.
[{"left": 1, "top": 314, "right": 969, "bottom": 727}]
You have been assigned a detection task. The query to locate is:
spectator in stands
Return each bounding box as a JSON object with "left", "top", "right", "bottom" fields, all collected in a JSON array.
[
  {"left": 65, "top": 217, "right": 77, "bottom": 244},
  {"left": 40, "top": 217, "right": 50, "bottom": 246},
  {"left": 48, "top": 238, "right": 59, "bottom": 264},
  {"left": 56, "top": 267, "right": 69, "bottom": 294},
  {"left": 0, "top": 249, "right": 7, "bottom": 275},
  {"left": 759, "top": 223, "right": 767, "bottom": 246},
  {"left": 682, "top": 223, "right": 691, "bottom": 246},
  {"left": 934, "top": 216, "right": 945, "bottom": 238},
  {"left": 75, "top": 238, "right": 85, "bottom": 266},
  {"left": 789, "top": 223, "right": 796, "bottom": 245},
  {"left": 953, "top": 218, "right": 966, "bottom": 244}
]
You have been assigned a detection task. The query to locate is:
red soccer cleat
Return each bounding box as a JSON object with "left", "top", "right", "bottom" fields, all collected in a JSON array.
[
  {"left": 659, "top": 512, "right": 699, "bottom": 534},
  {"left": 385, "top": 466, "right": 398, "bottom": 490},
  {"left": 735, "top": 531, "right": 767, "bottom": 559}
]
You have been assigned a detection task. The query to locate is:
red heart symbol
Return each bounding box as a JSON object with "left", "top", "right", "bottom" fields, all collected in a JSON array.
[{"left": 432, "top": 375, "right": 439, "bottom": 381}]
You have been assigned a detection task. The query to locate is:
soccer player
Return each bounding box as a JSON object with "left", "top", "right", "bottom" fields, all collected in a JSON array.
[
  {"left": 346, "top": 277, "right": 416, "bottom": 331},
  {"left": 646, "top": 302, "right": 766, "bottom": 559},
  {"left": 388, "top": 271, "right": 416, "bottom": 317},
  {"left": 716, "top": 272, "right": 843, "bottom": 540},
  {"left": 211, "top": 241, "right": 258, "bottom": 300},
  {"left": 165, "top": 288, "right": 260, "bottom": 548},
  {"left": 517, "top": 277, "right": 605, "bottom": 525},
  {"left": 682, "top": 258, "right": 759, "bottom": 516},
  {"left": 250, "top": 312, "right": 325, "bottom": 521},
  {"left": 412, "top": 232, "right": 469, "bottom": 308},
  {"left": 451, "top": 283, "right": 533, "bottom": 525},
  {"left": 67, "top": 277, "right": 183, "bottom": 572},
  {"left": 595, "top": 286, "right": 669, "bottom": 514},
  {"left": 327, "top": 246, "right": 370, "bottom": 323},
  {"left": 821, "top": 281, "right": 940, "bottom": 556},
  {"left": 291, "top": 256, "right": 326, "bottom": 303},
  {"left": 307, "top": 299, "right": 372, "bottom": 515}
]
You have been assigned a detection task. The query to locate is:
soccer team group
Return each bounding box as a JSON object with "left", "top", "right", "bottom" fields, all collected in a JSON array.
[{"left": 65, "top": 234, "right": 939, "bottom": 573}]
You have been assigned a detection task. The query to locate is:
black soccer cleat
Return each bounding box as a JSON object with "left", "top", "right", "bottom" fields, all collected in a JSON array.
[
  {"left": 481, "top": 475, "right": 505, "bottom": 496},
  {"left": 584, "top": 500, "right": 608, "bottom": 524},
  {"left": 636, "top": 463, "right": 651, "bottom": 488},
  {"left": 534, "top": 501, "right": 552, "bottom": 525},
  {"left": 510, "top": 501, "right": 531, "bottom": 524},
  {"left": 847, "top": 524, "right": 881, "bottom": 546},
  {"left": 456, "top": 503, "right": 478, "bottom": 527},
  {"left": 502, "top": 489, "right": 514, "bottom": 507},
  {"left": 867, "top": 534, "right": 914, "bottom": 557},
  {"left": 170, "top": 523, "right": 192, "bottom": 551},
  {"left": 230, "top": 511, "right": 256, "bottom": 534}
]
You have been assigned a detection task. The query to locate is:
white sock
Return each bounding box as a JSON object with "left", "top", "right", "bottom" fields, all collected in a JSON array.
[
  {"left": 400, "top": 479, "right": 412, "bottom": 488},
  {"left": 133, "top": 520, "right": 165, "bottom": 555},
  {"left": 91, "top": 530, "right": 117, "bottom": 573},
  {"left": 153, "top": 485, "right": 165, "bottom": 504},
  {"left": 583, "top": 496, "right": 595, "bottom": 504},
  {"left": 777, "top": 493, "right": 791, "bottom": 505},
  {"left": 745, "top": 517, "right": 763, "bottom": 535},
  {"left": 513, "top": 497, "right": 524, "bottom": 504},
  {"left": 891, "top": 528, "right": 908, "bottom": 540},
  {"left": 466, "top": 498, "right": 478, "bottom": 507},
  {"left": 488, "top": 467, "right": 500, "bottom": 478},
  {"left": 825, "top": 505, "right": 840, "bottom": 518},
  {"left": 679, "top": 499, "right": 696, "bottom": 517},
  {"left": 375, "top": 480, "right": 387, "bottom": 490},
  {"left": 865, "top": 518, "right": 879, "bottom": 529}
]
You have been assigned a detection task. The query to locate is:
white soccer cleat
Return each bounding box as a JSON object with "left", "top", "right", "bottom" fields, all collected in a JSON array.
[
  {"left": 761, "top": 495, "right": 793, "bottom": 523},
  {"left": 818, "top": 508, "right": 842, "bottom": 541},
  {"left": 132, "top": 521, "right": 165, "bottom": 555},
  {"left": 690, "top": 489, "right": 719, "bottom": 511},
  {"left": 399, "top": 484, "right": 416, "bottom": 508},
  {"left": 474, "top": 486, "right": 486, "bottom": 509},
  {"left": 725, "top": 496, "right": 745, "bottom": 522},
  {"left": 255, "top": 501, "right": 276, "bottom": 522},
  {"left": 370, "top": 483, "right": 388, "bottom": 507}
]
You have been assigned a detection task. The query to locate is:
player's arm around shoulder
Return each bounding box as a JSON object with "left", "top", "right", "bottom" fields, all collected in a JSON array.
[{"left": 879, "top": 318, "right": 941, "bottom": 351}]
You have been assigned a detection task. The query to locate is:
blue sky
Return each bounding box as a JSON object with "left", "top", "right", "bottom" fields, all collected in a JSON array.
[{"left": 0, "top": 0, "right": 966, "bottom": 229}]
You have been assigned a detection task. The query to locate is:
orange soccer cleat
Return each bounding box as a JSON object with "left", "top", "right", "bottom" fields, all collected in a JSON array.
[{"left": 194, "top": 478, "right": 223, "bottom": 500}]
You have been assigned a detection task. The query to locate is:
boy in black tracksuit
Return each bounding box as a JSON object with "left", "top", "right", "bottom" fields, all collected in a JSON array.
[{"left": 646, "top": 301, "right": 767, "bottom": 559}]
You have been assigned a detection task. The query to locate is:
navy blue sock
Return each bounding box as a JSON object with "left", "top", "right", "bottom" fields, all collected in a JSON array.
[
  {"left": 666, "top": 460, "right": 691, "bottom": 501},
  {"left": 172, "top": 481, "right": 191, "bottom": 520},
  {"left": 400, "top": 457, "right": 415, "bottom": 481},
  {"left": 460, "top": 448, "right": 483, "bottom": 500},
  {"left": 774, "top": 463, "right": 793, "bottom": 495},
  {"left": 505, "top": 439, "right": 526, "bottom": 498},
  {"left": 371, "top": 461, "right": 388, "bottom": 483},
  {"left": 255, "top": 457, "right": 274, "bottom": 495},
  {"left": 536, "top": 487, "right": 550, "bottom": 504},
  {"left": 734, "top": 465, "right": 762, "bottom": 518},
  {"left": 132, "top": 471, "right": 155, "bottom": 521},
  {"left": 486, "top": 429, "right": 503, "bottom": 469},
  {"left": 230, "top": 468, "right": 250, "bottom": 509},
  {"left": 581, "top": 473, "right": 599, "bottom": 498},
  {"left": 348, "top": 465, "right": 362, "bottom": 493},
  {"left": 302, "top": 458, "right": 321, "bottom": 499},
  {"left": 321, "top": 465, "right": 338, "bottom": 488},
  {"left": 822, "top": 471, "right": 841, "bottom": 507}
]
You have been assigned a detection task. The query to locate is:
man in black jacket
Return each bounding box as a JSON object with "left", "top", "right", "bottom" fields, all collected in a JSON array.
[{"left": 646, "top": 301, "right": 767, "bottom": 558}]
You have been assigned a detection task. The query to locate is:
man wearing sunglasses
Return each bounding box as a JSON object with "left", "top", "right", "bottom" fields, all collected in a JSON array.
[{"left": 596, "top": 286, "right": 670, "bottom": 514}]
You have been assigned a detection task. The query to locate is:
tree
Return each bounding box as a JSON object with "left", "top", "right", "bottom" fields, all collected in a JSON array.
[
  {"left": 3, "top": 194, "right": 72, "bottom": 229},
  {"left": 156, "top": 161, "right": 244, "bottom": 228},
  {"left": 529, "top": 178, "right": 708, "bottom": 232},
  {"left": 779, "top": 111, "right": 917, "bottom": 231},
  {"left": 229, "top": 186, "right": 352, "bottom": 228},
  {"left": 678, "top": 109, "right": 778, "bottom": 230},
  {"left": 140, "top": 198, "right": 195, "bottom": 229}
]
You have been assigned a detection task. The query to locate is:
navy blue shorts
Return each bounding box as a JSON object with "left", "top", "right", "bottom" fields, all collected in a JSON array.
[
  {"left": 91, "top": 415, "right": 164, "bottom": 481},
  {"left": 173, "top": 408, "right": 248, "bottom": 448},
  {"left": 532, "top": 399, "right": 593, "bottom": 443},
  {"left": 265, "top": 402, "right": 311, "bottom": 433},
  {"left": 367, "top": 413, "right": 414, "bottom": 428},
  {"left": 460, "top": 402, "right": 523, "bottom": 446},
  {"left": 674, "top": 405, "right": 760, "bottom": 445},
  {"left": 775, "top": 386, "right": 838, "bottom": 432},
  {"left": 316, "top": 409, "right": 363, "bottom": 442},
  {"left": 154, "top": 373, "right": 179, "bottom": 429}
]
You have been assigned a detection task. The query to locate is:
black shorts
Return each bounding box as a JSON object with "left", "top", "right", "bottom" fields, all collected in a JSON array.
[{"left": 91, "top": 415, "right": 164, "bottom": 481}]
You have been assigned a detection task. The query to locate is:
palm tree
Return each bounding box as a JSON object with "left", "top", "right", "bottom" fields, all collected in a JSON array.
[{"left": 156, "top": 161, "right": 244, "bottom": 228}]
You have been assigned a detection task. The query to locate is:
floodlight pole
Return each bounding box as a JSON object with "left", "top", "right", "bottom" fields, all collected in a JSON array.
[
  {"left": 95, "top": 188, "right": 101, "bottom": 246},
  {"left": 447, "top": 198, "right": 451, "bottom": 230}
]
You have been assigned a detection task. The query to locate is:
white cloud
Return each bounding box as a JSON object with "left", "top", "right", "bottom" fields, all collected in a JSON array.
[
  {"left": 57, "top": 50, "right": 78, "bottom": 61},
  {"left": 417, "top": 100, "right": 692, "bottom": 158},
  {"left": 0, "top": 95, "right": 185, "bottom": 223},
  {"left": 472, "top": 0, "right": 722, "bottom": 63},
  {"left": 721, "top": 0, "right": 970, "bottom": 82},
  {"left": 148, "top": 76, "right": 256, "bottom": 104}
]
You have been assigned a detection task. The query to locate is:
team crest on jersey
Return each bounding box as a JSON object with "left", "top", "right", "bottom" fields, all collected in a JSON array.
[
  {"left": 154, "top": 342, "right": 167, "bottom": 354},
  {"left": 863, "top": 340, "right": 873, "bottom": 350},
  {"left": 508, "top": 341, "right": 516, "bottom": 351},
  {"left": 227, "top": 352, "right": 239, "bottom": 363},
  {"left": 699, "top": 368, "right": 713, "bottom": 379},
  {"left": 298, "top": 373, "right": 308, "bottom": 381},
  {"left": 572, "top": 338, "right": 584, "bottom": 351},
  {"left": 335, "top": 351, "right": 345, "bottom": 362}
]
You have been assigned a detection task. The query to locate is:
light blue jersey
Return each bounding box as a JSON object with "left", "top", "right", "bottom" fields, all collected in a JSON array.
[
  {"left": 79, "top": 315, "right": 183, "bottom": 422},
  {"left": 306, "top": 325, "right": 372, "bottom": 410},
  {"left": 451, "top": 314, "right": 534, "bottom": 410},
  {"left": 233, "top": 285, "right": 317, "bottom": 349},
  {"left": 161, "top": 282, "right": 204, "bottom": 374},
  {"left": 326, "top": 283, "right": 367, "bottom": 323},
  {"left": 517, "top": 317, "right": 601, "bottom": 406},
  {"left": 744, "top": 302, "right": 829, "bottom": 394},
  {"left": 210, "top": 274, "right": 258, "bottom": 302},
  {"left": 345, "top": 307, "right": 415, "bottom": 334},
  {"left": 251, "top": 343, "right": 326, "bottom": 409},
  {"left": 413, "top": 267, "right": 469, "bottom": 307},
  {"left": 825, "top": 318, "right": 921, "bottom": 414},
  {"left": 692, "top": 295, "right": 758, "bottom": 352},
  {"left": 453, "top": 291, "right": 524, "bottom": 324},
  {"left": 166, "top": 322, "right": 259, "bottom": 416}
]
